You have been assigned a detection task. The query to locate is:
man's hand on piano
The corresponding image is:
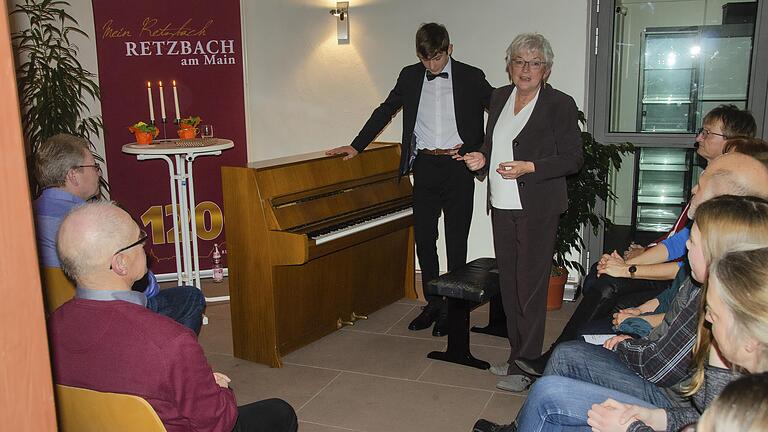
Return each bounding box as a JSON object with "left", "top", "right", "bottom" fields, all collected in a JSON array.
[
  {"left": 454, "top": 151, "right": 486, "bottom": 171},
  {"left": 326, "top": 145, "right": 359, "bottom": 160}
]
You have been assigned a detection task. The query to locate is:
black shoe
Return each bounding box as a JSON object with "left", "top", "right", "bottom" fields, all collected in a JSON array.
[
  {"left": 514, "top": 350, "right": 551, "bottom": 377},
  {"left": 408, "top": 304, "right": 440, "bottom": 330},
  {"left": 432, "top": 311, "right": 449, "bottom": 337},
  {"left": 472, "top": 419, "right": 517, "bottom": 432}
]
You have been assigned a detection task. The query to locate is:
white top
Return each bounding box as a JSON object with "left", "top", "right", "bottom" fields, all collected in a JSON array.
[
  {"left": 413, "top": 58, "right": 462, "bottom": 150},
  {"left": 122, "top": 138, "right": 234, "bottom": 155},
  {"left": 489, "top": 86, "right": 540, "bottom": 209}
]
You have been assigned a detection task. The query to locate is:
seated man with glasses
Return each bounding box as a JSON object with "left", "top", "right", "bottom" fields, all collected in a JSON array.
[
  {"left": 515, "top": 104, "right": 758, "bottom": 378},
  {"left": 33, "top": 133, "right": 205, "bottom": 334},
  {"left": 49, "top": 202, "right": 298, "bottom": 432}
]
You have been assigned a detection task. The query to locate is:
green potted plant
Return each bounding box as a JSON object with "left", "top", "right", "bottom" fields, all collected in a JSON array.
[
  {"left": 11, "top": 0, "right": 104, "bottom": 195},
  {"left": 128, "top": 121, "right": 159, "bottom": 145},
  {"left": 177, "top": 116, "right": 201, "bottom": 139},
  {"left": 548, "top": 111, "right": 634, "bottom": 309}
]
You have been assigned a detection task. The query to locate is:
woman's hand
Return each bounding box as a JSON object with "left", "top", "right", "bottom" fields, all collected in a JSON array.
[
  {"left": 603, "top": 334, "right": 633, "bottom": 350},
  {"left": 213, "top": 372, "right": 232, "bottom": 388},
  {"left": 588, "top": 399, "right": 666, "bottom": 432},
  {"left": 454, "top": 151, "right": 486, "bottom": 171},
  {"left": 587, "top": 399, "right": 635, "bottom": 432},
  {"left": 496, "top": 160, "right": 535, "bottom": 179},
  {"left": 612, "top": 308, "right": 641, "bottom": 326}
]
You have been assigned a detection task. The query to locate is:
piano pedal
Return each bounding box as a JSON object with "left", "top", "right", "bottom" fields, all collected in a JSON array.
[
  {"left": 350, "top": 312, "right": 368, "bottom": 321},
  {"left": 337, "top": 318, "right": 355, "bottom": 329}
]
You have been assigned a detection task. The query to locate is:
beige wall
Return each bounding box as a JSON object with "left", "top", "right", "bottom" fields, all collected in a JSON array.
[
  {"left": 13, "top": 0, "right": 592, "bottom": 275},
  {"left": 241, "top": 0, "right": 591, "bottom": 270}
]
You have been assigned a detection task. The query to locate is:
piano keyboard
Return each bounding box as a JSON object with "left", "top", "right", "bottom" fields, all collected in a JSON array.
[{"left": 311, "top": 207, "right": 413, "bottom": 245}]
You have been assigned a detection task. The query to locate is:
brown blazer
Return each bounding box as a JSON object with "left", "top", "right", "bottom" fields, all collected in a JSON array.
[{"left": 478, "top": 83, "right": 584, "bottom": 216}]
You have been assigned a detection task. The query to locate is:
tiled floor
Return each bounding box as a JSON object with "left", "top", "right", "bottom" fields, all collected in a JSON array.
[{"left": 195, "top": 276, "right": 578, "bottom": 432}]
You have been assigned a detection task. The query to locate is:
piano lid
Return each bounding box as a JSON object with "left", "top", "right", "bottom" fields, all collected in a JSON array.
[{"left": 242, "top": 143, "right": 412, "bottom": 232}]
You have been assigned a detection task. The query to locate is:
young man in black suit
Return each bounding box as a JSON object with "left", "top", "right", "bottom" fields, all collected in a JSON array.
[{"left": 327, "top": 23, "right": 493, "bottom": 336}]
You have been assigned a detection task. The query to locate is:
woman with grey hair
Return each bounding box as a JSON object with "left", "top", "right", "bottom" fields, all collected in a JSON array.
[{"left": 456, "top": 33, "right": 583, "bottom": 393}]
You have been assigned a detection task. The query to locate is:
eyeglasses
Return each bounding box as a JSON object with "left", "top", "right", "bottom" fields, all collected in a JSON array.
[
  {"left": 696, "top": 128, "right": 727, "bottom": 139},
  {"left": 510, "top": 58, "right": 545, "bottom": 70},
  {"left": 109, "top": 229, "right": 148, "bottom": 270},
  {"left": 74, "top": 163, "right": 102, "bottom": 174}
]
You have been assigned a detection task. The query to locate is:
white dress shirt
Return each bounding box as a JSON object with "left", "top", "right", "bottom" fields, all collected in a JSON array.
[
  {"left": 413, "top": 59, "right": 462, "bottom": 150},
  {"left": 489, "top": 86, "right": 540, "bottom": 209}
]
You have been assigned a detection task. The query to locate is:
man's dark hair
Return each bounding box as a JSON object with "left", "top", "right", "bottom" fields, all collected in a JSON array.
[
  {"left": 703, "top": 104, "right": 757, "bottom": 138},
  {"left": 415, "top": 23, "right": 450, "bottom": 59}
]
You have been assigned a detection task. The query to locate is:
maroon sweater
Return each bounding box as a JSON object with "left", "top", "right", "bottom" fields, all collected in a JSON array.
[{"left": 49, "top": 298, "right": 238, "bottom": 432}]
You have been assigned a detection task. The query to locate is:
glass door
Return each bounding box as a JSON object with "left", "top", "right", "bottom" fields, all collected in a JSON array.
[{"left": 632, "top": 148, "right": 692, "bottom": 233}]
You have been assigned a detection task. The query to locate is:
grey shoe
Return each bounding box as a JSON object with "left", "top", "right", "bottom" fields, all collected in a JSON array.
[
  {"left": 489, "top": 362, "right": 511, "bottom": 376},
  {"left": 496, "top": 375, "right": 534, "bottom": 392}
]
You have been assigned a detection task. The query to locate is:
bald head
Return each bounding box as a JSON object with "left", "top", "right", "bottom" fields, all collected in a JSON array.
[
  {"left": 689, "top": 152, "right": 768, "bottom": 218},
  {"left": 57, "top": 202, "right": 145, "bottom": 287}
]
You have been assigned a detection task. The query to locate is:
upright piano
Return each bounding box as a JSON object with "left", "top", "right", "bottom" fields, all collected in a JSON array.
[{"left": 221, "top": 143, "right": 415, "bottom": 367}]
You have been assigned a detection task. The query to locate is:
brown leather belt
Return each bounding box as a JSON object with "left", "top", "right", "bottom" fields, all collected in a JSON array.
[{"left": 419, "top": 148, "right": 456, "bottom": 156}]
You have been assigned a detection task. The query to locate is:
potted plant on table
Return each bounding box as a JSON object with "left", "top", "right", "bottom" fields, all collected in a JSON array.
[
  {"left": 548, "top": 111, "right": 634, "bottom": 310},
  {"left": 177, "top": 116, "right": 201, "bottom": 139},
  {"left": 128, "top": 121, "right": 159, "bottom": 145}
]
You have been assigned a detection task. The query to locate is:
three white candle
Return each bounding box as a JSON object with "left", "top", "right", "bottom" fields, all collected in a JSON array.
[
  {"left": 172, "top": 80, "right": 181, "bottom": 121},
  {"left": 158, "top": 81, "right": 167, "bottom": 121},
  {"left": 146, "top": 81, "right": 155, "bottom": 123}
]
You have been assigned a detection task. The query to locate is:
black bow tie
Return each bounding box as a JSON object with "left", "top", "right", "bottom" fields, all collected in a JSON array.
[{"left": 426, "top": 71, "right": 449, "bottom": 81}]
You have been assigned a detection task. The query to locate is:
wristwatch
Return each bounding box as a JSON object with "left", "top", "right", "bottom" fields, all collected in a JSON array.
[{"left": 628, "top": 265, "right": 637, "bottom": 278}]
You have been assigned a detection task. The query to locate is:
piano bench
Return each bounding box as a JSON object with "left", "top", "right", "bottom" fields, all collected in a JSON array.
[{"left": 424, "top": 257, "right": 507, "bottom": 370}]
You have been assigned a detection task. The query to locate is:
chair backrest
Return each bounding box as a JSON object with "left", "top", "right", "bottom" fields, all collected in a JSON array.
[
  {"left": 55, "top": 384, "right": 167, "bottom": 432},
  {"left": 40, "top": 266, "right": 75, "bottom": 314}
]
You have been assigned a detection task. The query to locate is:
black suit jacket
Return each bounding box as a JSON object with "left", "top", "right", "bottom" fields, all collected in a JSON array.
[
  {"left": 478, "top": 84, "right": 584, "bottom": 216},
  {"left": 350, "top": 59, "right": 493, "bottom": 175}
]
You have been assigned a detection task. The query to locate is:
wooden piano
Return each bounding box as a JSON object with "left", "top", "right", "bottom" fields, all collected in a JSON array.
[{"left": 221, "top": 143, "right": 416, "bottom": 367}]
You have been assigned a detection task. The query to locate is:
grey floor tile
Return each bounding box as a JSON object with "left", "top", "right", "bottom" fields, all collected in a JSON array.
[
  {"left": 199, "top": 315, "right": 233, "bottom": 356},
  {"left": 340, "top": 302, "right": 416, "bottom": 334},
  {"left": 205, "top": 353, "right": 340, "bottom": 408},
  {"left": 283, "top": 331, "right": 444, "bottom": 380},
  {"left": 204, "top": 302, "right": 231, "bottom": 319},
  {"left": 299, "top": 422, "right": 362, "bottom": 431},
  {"left": 299, "top": 372, "right": 492, "bottom": 432},
  {"left": 417, "top": 344, "right": 510, "bottom": 391},
  {"left": 477, "top": 392, "right": 526, "bottom": 426}
]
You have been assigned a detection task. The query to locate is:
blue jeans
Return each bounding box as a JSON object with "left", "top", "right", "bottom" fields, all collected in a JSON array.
[
  {"left": 147, "top": 286, "right": 206, "bottom": 334},
  {"left": 544, "top": 341, "right": 674, "bottom": 408},
  {"left": 515, "top": 376, "right": 657, "bottom": 431}
]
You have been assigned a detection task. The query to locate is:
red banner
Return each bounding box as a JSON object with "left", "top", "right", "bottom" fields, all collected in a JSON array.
[{"left": 91, "top": 0, "right": 247, "bottom": 274}]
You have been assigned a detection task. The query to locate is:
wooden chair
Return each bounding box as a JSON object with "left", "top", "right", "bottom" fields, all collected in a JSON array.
[
  {"left": 55, "top": 384, "right": 167, "bottom": 432},
  {"left": 40, "top": 266, "right": 76, "bottom": 314}
]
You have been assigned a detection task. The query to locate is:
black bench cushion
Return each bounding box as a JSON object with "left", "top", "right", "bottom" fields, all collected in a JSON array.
[{"left": 424, "top": 258, "right": 499, "bottom": 303}]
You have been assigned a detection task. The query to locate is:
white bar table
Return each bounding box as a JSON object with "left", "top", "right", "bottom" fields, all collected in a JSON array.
[{"left": 122, "top": 138, "right": 233, "bottom": 303}]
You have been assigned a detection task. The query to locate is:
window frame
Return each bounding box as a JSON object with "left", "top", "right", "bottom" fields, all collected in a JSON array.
[{"left": 588, "top": 0, "right": 768, "bottom": 147}]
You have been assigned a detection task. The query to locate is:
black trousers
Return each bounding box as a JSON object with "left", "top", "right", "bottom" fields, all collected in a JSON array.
[
  {"left": 412, "top": 154, "right": 475, "bottom": 305},
  {"left": 550, "top": 262, "right": 671, "bottom": 349},
  {"left": 492, "top": 208, "right": 560, "bottom": 362},
  {"left": 232, "top": 398, "right": 298, "bottom": 432}
]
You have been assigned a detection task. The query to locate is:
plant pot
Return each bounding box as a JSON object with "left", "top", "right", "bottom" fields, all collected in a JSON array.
[
  {"left": 547, "top": 268, "right": 568, "bottom": 311},
  {"left": 134, "top": 131, "right": 155, "bottom": 145},
  {"left": 177, "top": 127, "right": 197, "bottom": 140}
]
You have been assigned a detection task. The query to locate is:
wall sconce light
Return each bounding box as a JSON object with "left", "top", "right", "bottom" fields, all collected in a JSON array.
[{"left": 329, "top": 1, "right": 349, "bottom": 44}]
